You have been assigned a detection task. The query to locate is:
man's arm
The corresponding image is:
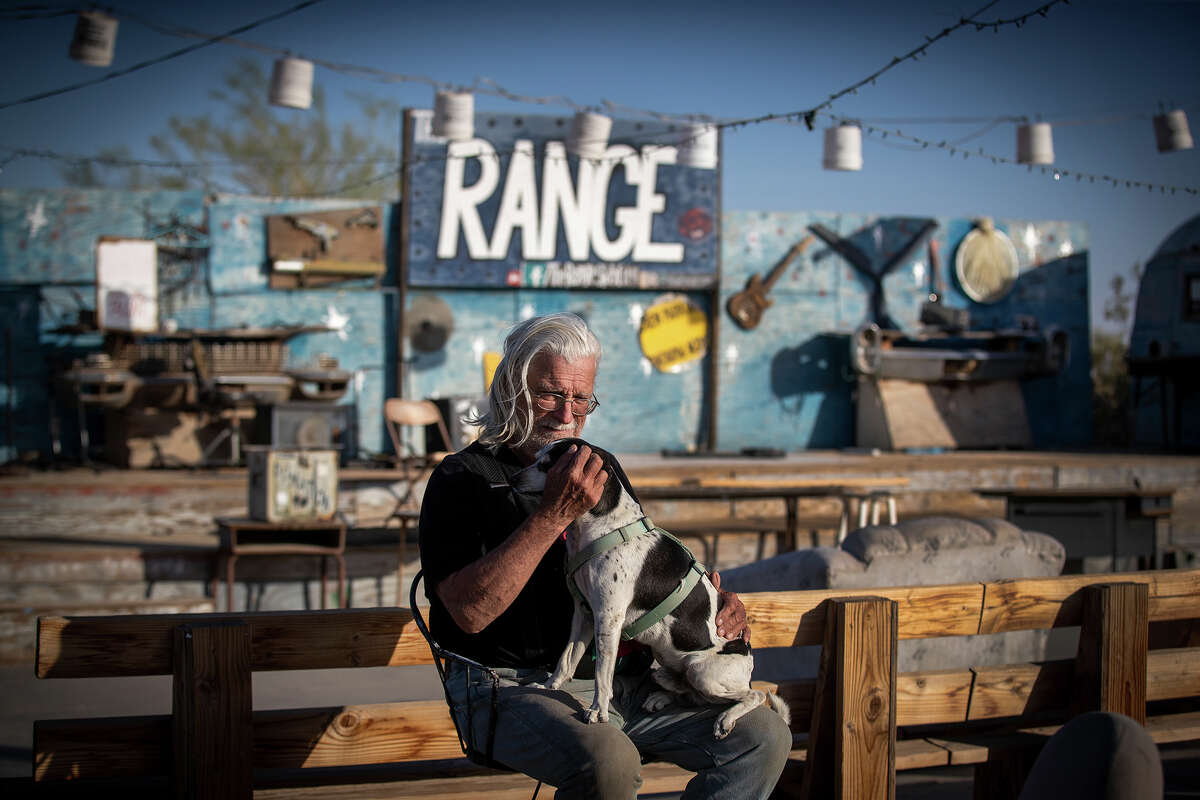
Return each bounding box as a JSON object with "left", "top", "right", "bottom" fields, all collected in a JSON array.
[{"left": 436, "top": 444, "right": 607, "bottom": 633}]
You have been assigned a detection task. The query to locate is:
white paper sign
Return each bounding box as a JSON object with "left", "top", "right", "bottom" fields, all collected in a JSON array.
[{"left": 96, "top": 238, "right": 158, "bottom": 332}]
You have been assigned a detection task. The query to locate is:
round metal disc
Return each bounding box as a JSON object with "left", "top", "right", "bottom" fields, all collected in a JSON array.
[
  {"left": 406, "top": 295, "right": 455, "bottom": 353},
  {"left": 955, "top": 224, "right": 1020, "bottom": 304}
]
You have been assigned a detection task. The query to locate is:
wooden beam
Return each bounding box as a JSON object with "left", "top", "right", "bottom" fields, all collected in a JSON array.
[
  {"left": 172, "top": 622, "right": 252, "bottom": 800},
  {"left": 743, "top": 584, "right": 983, "bottom": 648},
  {"left": 978, "top": 569, "right": 1200, "bottom": 634},
  {"left": 36, "top": 608, "right": 429, "bottom": 678},
  {"left": 800, "top": 597, "right": 898, "bottom": 800},
  {"left": 1071, "top": 582, "right": 1149, "bottom": 724}
]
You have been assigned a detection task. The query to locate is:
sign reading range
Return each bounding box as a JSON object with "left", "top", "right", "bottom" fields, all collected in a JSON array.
[{"left": 403, "top": 110, "right": 720, "bottom": 290}]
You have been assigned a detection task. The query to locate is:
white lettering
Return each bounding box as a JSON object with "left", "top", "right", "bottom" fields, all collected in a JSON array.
[
  {"left": 633, "top": 146, "right": 684, "bottom": 263},
  {"left": 437, "top": 139, "right": 500, "bottom": 259},
  {"left": 436, "top": 140, "right": 688, "bottom": 264},
  {"left": 532, "top": 141, "right": 590, "bottom": 261},
  {"left": 590, "top": 144, "right": 640, "bottom": 262}
]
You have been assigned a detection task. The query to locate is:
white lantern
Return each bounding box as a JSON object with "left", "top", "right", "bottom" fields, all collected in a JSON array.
[
  {"left": 1153, "top": 110, "right": 1194, "bottom": 153},
  {"left": 69, "top": 11, "right": 118, "bottom": 68},
  {"left": 676, "top": 123, "right": 718, "bottom": 169},
  {"left": 269, "top": 57, "right": 314, "bottom": 110},
  {"left": 1017, "top": 122, "right": 1054, "bottom": 165},
  {"left": 822, "top": 125, "right": 862, "bottom": 171},
  {"left": 432, "top": 91, "right": 474, "bottom": 141},
  {"left": 567, "top": 112, "right": 612, "bottom": 160}
]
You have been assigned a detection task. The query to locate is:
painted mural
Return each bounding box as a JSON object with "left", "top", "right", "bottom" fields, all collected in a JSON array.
[{"left": 0, "top": 185, "right": 1091, "bottom": 464}]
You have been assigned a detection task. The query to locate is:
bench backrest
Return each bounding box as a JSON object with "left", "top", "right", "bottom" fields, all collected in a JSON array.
[{"left": 33, "top": 568, "right": 1200, "bottom": 795}]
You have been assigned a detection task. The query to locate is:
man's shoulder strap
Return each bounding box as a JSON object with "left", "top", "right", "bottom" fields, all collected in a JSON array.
[{"left": 450, "top": 444, "right": 512, "bottom": 487}]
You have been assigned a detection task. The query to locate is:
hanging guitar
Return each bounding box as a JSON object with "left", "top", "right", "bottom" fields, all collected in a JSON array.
[{"left": 726, "top": 234, "right": 814, "bottom": 330}]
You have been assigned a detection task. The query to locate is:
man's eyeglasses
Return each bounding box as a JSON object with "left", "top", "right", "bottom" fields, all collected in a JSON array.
[{"left": 533, "top": 391, "right": 600, "bottom": 416}]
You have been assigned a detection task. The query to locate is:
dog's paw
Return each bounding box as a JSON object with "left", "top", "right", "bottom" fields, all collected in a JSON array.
[
  {"left": 642, "top": 690, "right": 674, "bottom": 712},
  {"left": 527, "top": 681, "right": 548, "bottom": 690},
  {"left": 713, "top": 712, "right": 736, "bottom": 739},
  {"left": 584, "top": 706, "right": 609, "bottom": 724}
]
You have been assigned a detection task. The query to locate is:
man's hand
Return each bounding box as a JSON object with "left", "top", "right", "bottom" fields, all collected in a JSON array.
[
  {"left": 711, "top": 571, "right": 750, "bottom": 642},
  {"left": 539, "top": 444, "right": 608, "bottom": 527}
]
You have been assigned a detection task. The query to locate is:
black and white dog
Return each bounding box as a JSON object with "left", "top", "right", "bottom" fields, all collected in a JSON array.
[{"left": 512, "top": 438, "right": 789, "bottom": 739}]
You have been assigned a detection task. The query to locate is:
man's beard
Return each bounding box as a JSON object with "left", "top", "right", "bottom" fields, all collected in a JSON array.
[{"left": 519, "top": 420, "right": 579, "bottom": 460}]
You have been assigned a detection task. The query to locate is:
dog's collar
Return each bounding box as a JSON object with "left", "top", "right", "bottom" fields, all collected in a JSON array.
[{"left": 565, "top": 516, "right": 656, "bottom": 575}]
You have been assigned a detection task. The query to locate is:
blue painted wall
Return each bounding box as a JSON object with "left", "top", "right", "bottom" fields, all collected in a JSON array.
[
  {"left": 0, "top": 187, "right": 1091, "bottom": 463},
  {"left": 719, "top": 212, "right": 1091, "bottom": 450}
]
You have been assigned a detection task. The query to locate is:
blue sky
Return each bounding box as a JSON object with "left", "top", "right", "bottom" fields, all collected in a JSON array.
[{"left": 1, "top": 0, "right": 1197, "bottom": 334}]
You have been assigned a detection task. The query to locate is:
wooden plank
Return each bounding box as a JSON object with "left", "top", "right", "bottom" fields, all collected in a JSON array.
[
  {"left": 966, "top": 661, "right": 1074, "bottom": 721},
  {"left": 36, "top": 702, "right": 461, "bottom": 782},
  {"left": 895, "top": 668, "right": 974, "bottom": 726},
  {"left": 801, "top": 597, "right": 897, "bottom": 800},
  {"left": 35, "top": 715, "right": 169, "bottom": 781},
  {"left": 1148, "top": 647, "right": 1200, "bottom": 701},
  {"left": 173, "top": 622, "right": 253, "bottom": 800},
  {"left": 1071, "top": 583, "right": 1149, "bottom": 723},
  {"left": 978, "top": 569, "right": 1200, "bottom": 634},
  {"left": 742, "top": 584, "right": 983, "bottom": 649},
  {"left": 254, "top": 701, "right": 465, "bottom": 767},
  {"left": 36, "top": 608, "right": 430, "bottom": 678}
]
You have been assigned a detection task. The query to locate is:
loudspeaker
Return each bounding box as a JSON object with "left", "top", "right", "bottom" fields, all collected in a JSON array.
[
  {"left": 255, "top": 402, "right": 357, "bottom": 463},
  {"left": 428, "top": 395, "right": 486, "bottom": 452}
]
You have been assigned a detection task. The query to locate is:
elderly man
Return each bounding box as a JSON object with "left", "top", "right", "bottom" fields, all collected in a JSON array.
[{"left": 418, "top": 312, "right": 790, "bottom": 799}]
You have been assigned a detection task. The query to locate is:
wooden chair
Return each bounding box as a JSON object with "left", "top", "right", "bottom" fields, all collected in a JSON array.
[{"left": 383, "top": 398, "right": 453, "bottom": 515}]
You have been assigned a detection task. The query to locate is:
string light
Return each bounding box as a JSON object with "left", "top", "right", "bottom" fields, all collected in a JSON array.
[{"left": 0, "top": 0, "right": 331, "bottom": 112}]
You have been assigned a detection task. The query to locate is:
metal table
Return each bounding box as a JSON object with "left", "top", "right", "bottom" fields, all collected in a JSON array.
[{"left": 976, "top": 488, "right": 1174, "bottom": 573}]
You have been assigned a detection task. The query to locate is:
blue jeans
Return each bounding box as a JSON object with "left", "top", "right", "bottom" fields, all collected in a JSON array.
[{"left": 445, "top": 662, "right": 792, "bottom": 800}]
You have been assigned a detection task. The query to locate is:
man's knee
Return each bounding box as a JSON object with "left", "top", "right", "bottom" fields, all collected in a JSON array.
[
  {"left": 559, "top": 726, "right": 642, "bottom": 799},
  {"left": 750, "top": 705, "right": 794, "bottom": 772}
]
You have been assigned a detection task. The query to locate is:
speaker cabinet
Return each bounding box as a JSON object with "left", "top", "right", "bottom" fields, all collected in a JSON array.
[{"left": 428, "top": 395, "right": 486, "bottom": 452}]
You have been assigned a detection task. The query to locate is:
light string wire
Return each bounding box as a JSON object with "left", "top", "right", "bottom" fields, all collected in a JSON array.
[
  {"left": 0, "top": 0, "right": 332, "bottom": 112},
  {"left": 3, "top": 0, "right": 1192, "bottom": 197}
]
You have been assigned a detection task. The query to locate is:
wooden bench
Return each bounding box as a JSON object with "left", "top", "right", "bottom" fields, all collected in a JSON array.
[{"left": 31, "top": 568, "right": 1200, "bottom": 799}]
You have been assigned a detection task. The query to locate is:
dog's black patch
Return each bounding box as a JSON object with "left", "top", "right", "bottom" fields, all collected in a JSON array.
[
  {"left": 632, "top": 538, "right": 714, "bottom": 652},
  {"left": 720, "top": 638, "right": 751, "bottom": 657}
]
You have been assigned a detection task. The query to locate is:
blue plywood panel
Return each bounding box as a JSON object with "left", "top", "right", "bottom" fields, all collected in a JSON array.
[
  {"left": 208, "top": 196, "right": 393, "bottom": 294},
  {"left": 405, "top": 110, "right": 718, "bottom": 290},
  {"left": 0, "top": 287, "right": 50, "bottom": 461},
  {"left": 206, "top": 287, "right": 392, "bottom": 455},
  {"left": 403, "top": 289, "right": 709, "bottom": 454},
  {"left": 0, "top": 189, "right": 205, "bottom": 285},
  {"left": 719, "top": 211, "right": 1091, "bottom": 451}
]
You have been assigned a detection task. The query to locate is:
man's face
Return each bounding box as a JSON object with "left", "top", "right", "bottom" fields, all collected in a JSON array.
[{"left": 518, "top": 352, "right": 597, "bottom": 462}]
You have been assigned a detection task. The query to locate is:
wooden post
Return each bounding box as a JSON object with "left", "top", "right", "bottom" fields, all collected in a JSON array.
[
  {"left": 1071, "top": 582, "right": 1149, "bottom": 724},
  {"left": 172, "top": 622, "right": 253, "bottom": 800},
  {"left": 800, "top": 596, "right": 898, "bottom": 800}
]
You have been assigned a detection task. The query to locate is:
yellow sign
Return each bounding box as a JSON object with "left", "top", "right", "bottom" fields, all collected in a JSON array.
[{"left": 638, "top": 295, "right": 708, "bottom": 372}]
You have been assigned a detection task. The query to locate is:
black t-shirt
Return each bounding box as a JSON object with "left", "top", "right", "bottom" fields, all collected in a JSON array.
[{"left": 417, "top": 441, "right": 573, "bottom": 669}]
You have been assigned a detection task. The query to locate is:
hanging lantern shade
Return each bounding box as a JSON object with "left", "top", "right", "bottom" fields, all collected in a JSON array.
[
  {"left": 1017, "top": 122, "right": 1054, "bottom": 165},
  {"left": 822, "top": 125, "right": 862, "bottom": 171},
  {"left": 432, "top": 91, "right": 474, "bottom": 140},
  {"left": 269, "top": 57, "right": 314, "bottom": 109},
  {"left": 567, "top": 112, "right": 612, "bottom": 160},
  {"left": 69, "top": 11, "right": 118, "bottom": 67},
  {"left": 1153, "top": 110, "right": 1194, "bottom": 153},
  {"left": 676, "top": 123, "right": 718, "bottom": 169}
]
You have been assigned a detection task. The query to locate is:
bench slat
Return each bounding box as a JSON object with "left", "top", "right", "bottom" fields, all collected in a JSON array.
[
  {"left": 743, "top": 584, "right": 985, "bottom": 647},
  {"left": 36, "top": 608, "right": 431, "bottom": 678},
  {"left": 979, "top": 569, "right": 1200, "bottom": 634}
]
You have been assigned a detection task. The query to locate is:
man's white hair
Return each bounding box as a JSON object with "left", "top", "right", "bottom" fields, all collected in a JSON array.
[{"left": 472, "top": 312, "right": 602, "bottom": 448}]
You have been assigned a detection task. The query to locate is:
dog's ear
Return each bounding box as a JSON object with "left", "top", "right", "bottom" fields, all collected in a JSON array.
[{"left": 588, "top": 449, "right": 621, "bottom": 517}]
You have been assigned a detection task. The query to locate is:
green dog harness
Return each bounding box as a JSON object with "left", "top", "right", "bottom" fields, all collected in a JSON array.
[{"left": 565, "top": 516, "right": 709, "bottom": 641}]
